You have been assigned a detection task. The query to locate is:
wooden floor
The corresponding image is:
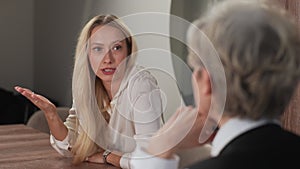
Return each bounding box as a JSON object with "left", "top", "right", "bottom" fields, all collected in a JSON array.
[{"left": 0, "top": 124, "right": 118, "bottom": 169}]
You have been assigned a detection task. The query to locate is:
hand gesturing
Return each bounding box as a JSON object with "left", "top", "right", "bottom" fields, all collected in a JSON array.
[{"left": 14, "top": 86, "right": 57, "bottom": 116}]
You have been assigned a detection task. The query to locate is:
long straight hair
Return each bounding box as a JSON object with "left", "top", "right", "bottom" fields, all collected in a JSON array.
[{"left": 71, "top": 14, "right": 137, "bottom": 164}]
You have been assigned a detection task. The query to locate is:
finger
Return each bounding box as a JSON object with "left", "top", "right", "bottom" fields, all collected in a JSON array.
[
  {"left": 31, "top": 96, "right": 52, "bottom": 110},
  {"left": 34, "top": 93, "right": 51, "bottom": 104},
  {"left": 14, "top": 86, "right": 32, "bottom": 95},
  {"left": 21, "top": 90, "right": 38, "bottom": 103},
  {"left": 15, "top": 86, "right": 57, "bottom": 114},
  {"left": 15, "top": 86, "right": 32, "bottom": 93},
  {"left": 15, "top": 87, "right": 44, "bottom": 107},
  {"left": 15, "top": 87, "right": 34, "bottom": 98},
  {"left": 18, "top": 90, "right": 36, "bottom": 102},
  {"left": 16, "top": 87, "right": 44, "bottom": 104}
]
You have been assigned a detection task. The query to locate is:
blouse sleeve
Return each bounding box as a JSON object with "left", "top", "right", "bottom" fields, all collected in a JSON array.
[
  {"left": 120, "top": 71, "right": 163, "bottom": 168},
  {"left": 130, "top": 146, "right": 180, "bottom": 169},
  {"left": 50, "top": 103, "right": 78, "bottom": 157},
  {"left": 130, "top": 71, "right": 163, "bottom": 134}
]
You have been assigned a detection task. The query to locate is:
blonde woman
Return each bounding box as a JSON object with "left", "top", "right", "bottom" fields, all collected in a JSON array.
[{"left": 15, "top": 14, "right": 162, "bottom": 168}]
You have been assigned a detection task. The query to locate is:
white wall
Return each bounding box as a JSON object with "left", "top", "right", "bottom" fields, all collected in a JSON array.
[{"left": 0, "top": 0, "right": 34, "bottom": 92}]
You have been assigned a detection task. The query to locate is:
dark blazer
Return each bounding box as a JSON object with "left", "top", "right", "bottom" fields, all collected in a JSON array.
[{"left": 187, "top": 124, "right": 300, "bottom": 169}]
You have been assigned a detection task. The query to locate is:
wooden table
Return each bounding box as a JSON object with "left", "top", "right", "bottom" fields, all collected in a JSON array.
[{"left": 0, "top": 124, "right": 118, "bottom": 169}]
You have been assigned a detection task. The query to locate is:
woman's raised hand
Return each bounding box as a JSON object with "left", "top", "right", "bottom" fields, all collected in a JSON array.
[
  {"left": 15, "top": 86, "right": 68, "bottom": 141},
  {"left": 14, "top": 86, "right": 57, "bottom": 116}
]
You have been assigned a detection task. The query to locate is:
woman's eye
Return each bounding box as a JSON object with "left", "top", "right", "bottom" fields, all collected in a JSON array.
[
  {"left": 93, "top": 47, "right": 102, "bottom": 52},
  {"left": 112, "top": 45, "right": 122, "bottom": 51}
]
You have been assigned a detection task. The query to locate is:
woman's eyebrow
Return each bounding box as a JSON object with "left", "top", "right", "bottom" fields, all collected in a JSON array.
[
  {"left": 111, "top": 39, "right": 124, "bottom": 44},
  {"left": 91, "top": 42, "right": 104, "bottom": 46},
  {"left": 91, "top": 39, "right": 124, "bottom": 46}
]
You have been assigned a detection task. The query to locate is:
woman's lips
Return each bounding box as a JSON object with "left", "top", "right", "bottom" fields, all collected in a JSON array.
[{"left": 101, "top": 68, "right": 116, "bottom": 75}]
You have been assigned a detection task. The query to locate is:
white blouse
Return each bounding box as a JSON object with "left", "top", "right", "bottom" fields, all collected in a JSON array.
[{"left": 50, "top": 65, "right": 163, "bottom": 169}]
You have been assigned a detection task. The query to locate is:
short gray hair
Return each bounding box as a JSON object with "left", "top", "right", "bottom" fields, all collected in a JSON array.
[{"left": 189, "top": 0, "right": 300, "bottom": 119}]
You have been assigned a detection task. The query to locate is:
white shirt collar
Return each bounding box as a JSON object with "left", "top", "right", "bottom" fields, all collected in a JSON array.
[{"left": 211, "top": 117, "right": 280, "bottom": 157}]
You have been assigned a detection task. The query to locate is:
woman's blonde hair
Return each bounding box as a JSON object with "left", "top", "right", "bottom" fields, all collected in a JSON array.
[
  {"left": 191, "top": 0, "right": 300, "bottom": 119},
  {"left": 71, "top": 14, "right": 137, "bottom": 164}
]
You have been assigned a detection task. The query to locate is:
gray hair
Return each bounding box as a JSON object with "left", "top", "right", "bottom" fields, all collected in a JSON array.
[{"left": 189, "top": 0, "right": 300, "bottom": 119}]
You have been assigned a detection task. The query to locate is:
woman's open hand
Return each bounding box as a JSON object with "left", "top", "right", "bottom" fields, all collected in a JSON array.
[
  {"left": 15, "top": 86, "right": 69, "bottom": 141},
  {"left": 14, "top": 86, "right": 56, "bottom": 115}
]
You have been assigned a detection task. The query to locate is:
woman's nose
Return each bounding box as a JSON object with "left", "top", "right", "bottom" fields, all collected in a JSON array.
[{"left": 103, "top": 50, "right": 114, "bottom": 64}]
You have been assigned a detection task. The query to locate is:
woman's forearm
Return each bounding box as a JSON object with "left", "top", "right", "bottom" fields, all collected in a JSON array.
[{"left": 45, "top": 111, "right": 68, "bottom": 141}]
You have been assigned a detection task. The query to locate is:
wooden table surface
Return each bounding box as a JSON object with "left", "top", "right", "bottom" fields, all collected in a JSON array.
[{"left": 0, "top": 124, "right": 118, "bottom": 169}]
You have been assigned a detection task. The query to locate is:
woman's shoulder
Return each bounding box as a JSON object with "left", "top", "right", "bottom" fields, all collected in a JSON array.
[
  {"left": 114, "top": 65, "right": 159, "bottom": 98},
  {"left": 126, "top": 65, "right": 160, "bottom": 99},
  {"left": 129, "top": 65, "right": 157, "bottom": 83}
]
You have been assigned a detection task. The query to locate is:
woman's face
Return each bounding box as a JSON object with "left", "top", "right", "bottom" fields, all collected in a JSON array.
[{"left": 88, "top": 25, "right": 128, "bottom": 84}]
